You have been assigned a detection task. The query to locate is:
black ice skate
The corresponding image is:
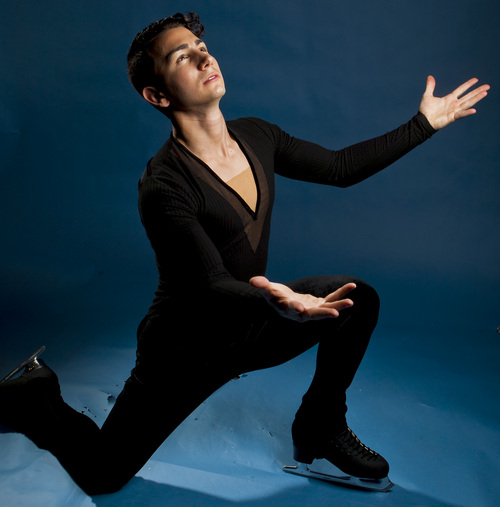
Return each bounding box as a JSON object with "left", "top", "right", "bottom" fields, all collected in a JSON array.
[
  {"left": 0, "top": 346, "right": 61, "bottom": 435},
  {"left": 1, "top": 345, "right": 47, "bottom": 383},
  {"left": 284, "top": 427, "right": 393, "bottom": 492}
]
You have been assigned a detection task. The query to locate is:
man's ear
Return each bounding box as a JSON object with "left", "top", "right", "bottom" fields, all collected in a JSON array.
[{"left": 142, "top": 86, "right": 170, "bottom": 108}]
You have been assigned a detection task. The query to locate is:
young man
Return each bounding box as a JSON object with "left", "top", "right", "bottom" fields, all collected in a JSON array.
[{"left": 0, "top": 12, "right": 489, "bottom": 495}]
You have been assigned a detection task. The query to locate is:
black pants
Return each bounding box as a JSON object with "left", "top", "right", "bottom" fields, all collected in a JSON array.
[{"left": 18, "top": 275, "right": 379, "bottom": 495}]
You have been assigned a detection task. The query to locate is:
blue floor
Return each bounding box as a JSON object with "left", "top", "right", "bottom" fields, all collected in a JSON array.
[{"left": 1, "top": 323, "right": 499, "bottom": 506}]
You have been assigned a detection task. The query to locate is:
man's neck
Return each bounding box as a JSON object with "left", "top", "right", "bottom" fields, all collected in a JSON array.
[{"left": 170, "top": 107, "right": 232, "bottom": 160}]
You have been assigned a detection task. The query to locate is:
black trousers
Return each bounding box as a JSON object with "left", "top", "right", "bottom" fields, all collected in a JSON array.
[{"left": 17, "top": 275, "right": 379, "bottom": 495}]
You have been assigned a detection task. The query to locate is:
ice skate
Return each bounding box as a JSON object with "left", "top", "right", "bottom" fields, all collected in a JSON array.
[
  {"left": 0, "top": 346, "right": 60, "bottom": 434},
  {"left": 284, "top": 426, "right": 393, "bottom": 492},
  {"left": 1, "top": 345, "right": 46, "bottom": 383}
]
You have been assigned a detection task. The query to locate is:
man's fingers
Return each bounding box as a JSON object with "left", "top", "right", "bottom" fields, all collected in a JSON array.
[
  {"left": 299, "top": 307, "right": 340, "bottom": 320},
  {"left": 324, "top": 283, "right": 357, "bottom": 303},
  {"left": 249, "top": 276, "right": 270, "bottom": 289},
  {"left": 312, "top": 309, "right": 340, "bottom": 319},
  {"left": 460, "top": 86, "right": 489, "bottom": 109},
  {"left": 452, "top": 77, "right": 480, "bottom": 99},
  {"left": 455, "top": 108, "right": 476, "bottom": 121},
  {"left": 303, "top": 299, "right": 352, "bottom": 319},
  {"left": 424, "top": 75, "right": 436, "bottom": 96},
  {"left": 322, "top": 298, "right": 354, "bottom": 311}
]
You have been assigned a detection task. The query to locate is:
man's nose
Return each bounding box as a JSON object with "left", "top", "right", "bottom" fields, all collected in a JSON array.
[{"left": 198, "top": 52, "right": 213, "bottom": 69}]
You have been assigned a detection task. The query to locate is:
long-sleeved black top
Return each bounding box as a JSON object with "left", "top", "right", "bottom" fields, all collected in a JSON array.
[{"left": 138, "top": 113, "right": 435, "bottom": 316}]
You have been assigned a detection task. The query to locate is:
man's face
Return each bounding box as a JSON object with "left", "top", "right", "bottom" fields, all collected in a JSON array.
[{"left": 150, "top": 26, "right": 225, "bottom": 112}]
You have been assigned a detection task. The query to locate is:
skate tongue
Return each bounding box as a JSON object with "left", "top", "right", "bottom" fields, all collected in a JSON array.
[{"left": 336, "top": 428, "right": 379, "bottom": 460}]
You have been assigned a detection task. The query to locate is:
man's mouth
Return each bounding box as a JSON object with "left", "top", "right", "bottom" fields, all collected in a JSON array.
[{"left": 204, "top": 73, "right": 219, "bottom": 84}]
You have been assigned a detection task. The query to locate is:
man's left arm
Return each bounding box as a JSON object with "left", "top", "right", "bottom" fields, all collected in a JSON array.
[{"left": 271, "top": 76, "right": 489, "bottom": 188}]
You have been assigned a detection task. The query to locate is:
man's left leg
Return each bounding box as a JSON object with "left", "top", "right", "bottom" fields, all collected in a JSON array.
[
  {"left": 230, "top": 275, "right": 389, "bottom": 482},
  {"left": 286, "top": 276, "right": 390, "bottom": 481}
]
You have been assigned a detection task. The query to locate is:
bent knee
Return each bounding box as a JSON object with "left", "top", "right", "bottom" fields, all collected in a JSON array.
[{"left": 349, "top": 277, "right": 380, "bottom": 308}]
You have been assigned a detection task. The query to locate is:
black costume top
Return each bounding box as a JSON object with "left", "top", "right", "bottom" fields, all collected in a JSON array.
[{"left": 138, "top": 114, "right": 435, "bottom": 317}]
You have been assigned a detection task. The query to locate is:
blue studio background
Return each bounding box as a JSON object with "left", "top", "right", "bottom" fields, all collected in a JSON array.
[{"left": 1, "top": 1, "right": 499, "bottom": 506}]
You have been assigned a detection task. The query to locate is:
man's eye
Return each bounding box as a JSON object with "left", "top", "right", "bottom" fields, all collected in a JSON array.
[{"left": 177, "top": 54, "right": 187, "bottom": 62}]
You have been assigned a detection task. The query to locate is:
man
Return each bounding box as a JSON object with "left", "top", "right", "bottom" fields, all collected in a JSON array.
[{"left": 0, "top": 12, "right": 489, "bottom": 496}]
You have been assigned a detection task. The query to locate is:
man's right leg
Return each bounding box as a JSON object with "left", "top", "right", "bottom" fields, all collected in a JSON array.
[
  {"left": 75, "top": 366, "right": 231, "bottom": 495},
  {"left": 0, "top": 347, "right": 232, "bottom": 495}
]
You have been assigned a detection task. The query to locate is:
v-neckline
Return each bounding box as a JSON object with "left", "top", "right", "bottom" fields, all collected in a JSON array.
[{"left": 172, "top": 128, "right": 261, "bottom": 218}]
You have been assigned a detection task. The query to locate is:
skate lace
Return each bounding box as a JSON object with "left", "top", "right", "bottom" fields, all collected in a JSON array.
[{"left": 336, "top": 428, "right": 379, "bottom": 460}]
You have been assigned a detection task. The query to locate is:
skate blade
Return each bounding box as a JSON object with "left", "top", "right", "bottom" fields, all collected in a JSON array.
[
  {"left": 0, "top": 346, "right": 46, "bottom": 383},
  {"left": 283, "top": 460, "right": 393, "bottom": 492}
]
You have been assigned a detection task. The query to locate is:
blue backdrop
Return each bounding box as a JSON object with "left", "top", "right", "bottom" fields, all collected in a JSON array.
[{"left": 1, "top": 0, "right": 498, "bottom": 359}]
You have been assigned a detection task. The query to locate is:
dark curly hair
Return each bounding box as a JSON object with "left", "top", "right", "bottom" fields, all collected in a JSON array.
[{"left": 127, "top": 12, "right": 205, "bottom": 96}]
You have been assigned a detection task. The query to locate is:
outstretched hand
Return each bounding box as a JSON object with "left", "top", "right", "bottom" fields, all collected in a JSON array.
[
  {"left": 249, "top": 276, "right": 356, "bottom": 322},
  {"left": 419, "top": 75, "right": 490, "bottom": 130}
]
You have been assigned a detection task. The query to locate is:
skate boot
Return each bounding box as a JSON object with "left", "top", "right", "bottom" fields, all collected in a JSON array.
[
  {"left": 1, "top": 346, "right": 48, "bottom": 383},
  {"left": 0, "top": 346, "right": 61, "bottom": 435},
  {"left": 285, "top": 422, "right": 393, "bottom": 492}
]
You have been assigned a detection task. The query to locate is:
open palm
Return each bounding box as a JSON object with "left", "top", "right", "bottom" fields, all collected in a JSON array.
[{"left": 419, "top": 75, "right": 489, "bottom": 130}]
